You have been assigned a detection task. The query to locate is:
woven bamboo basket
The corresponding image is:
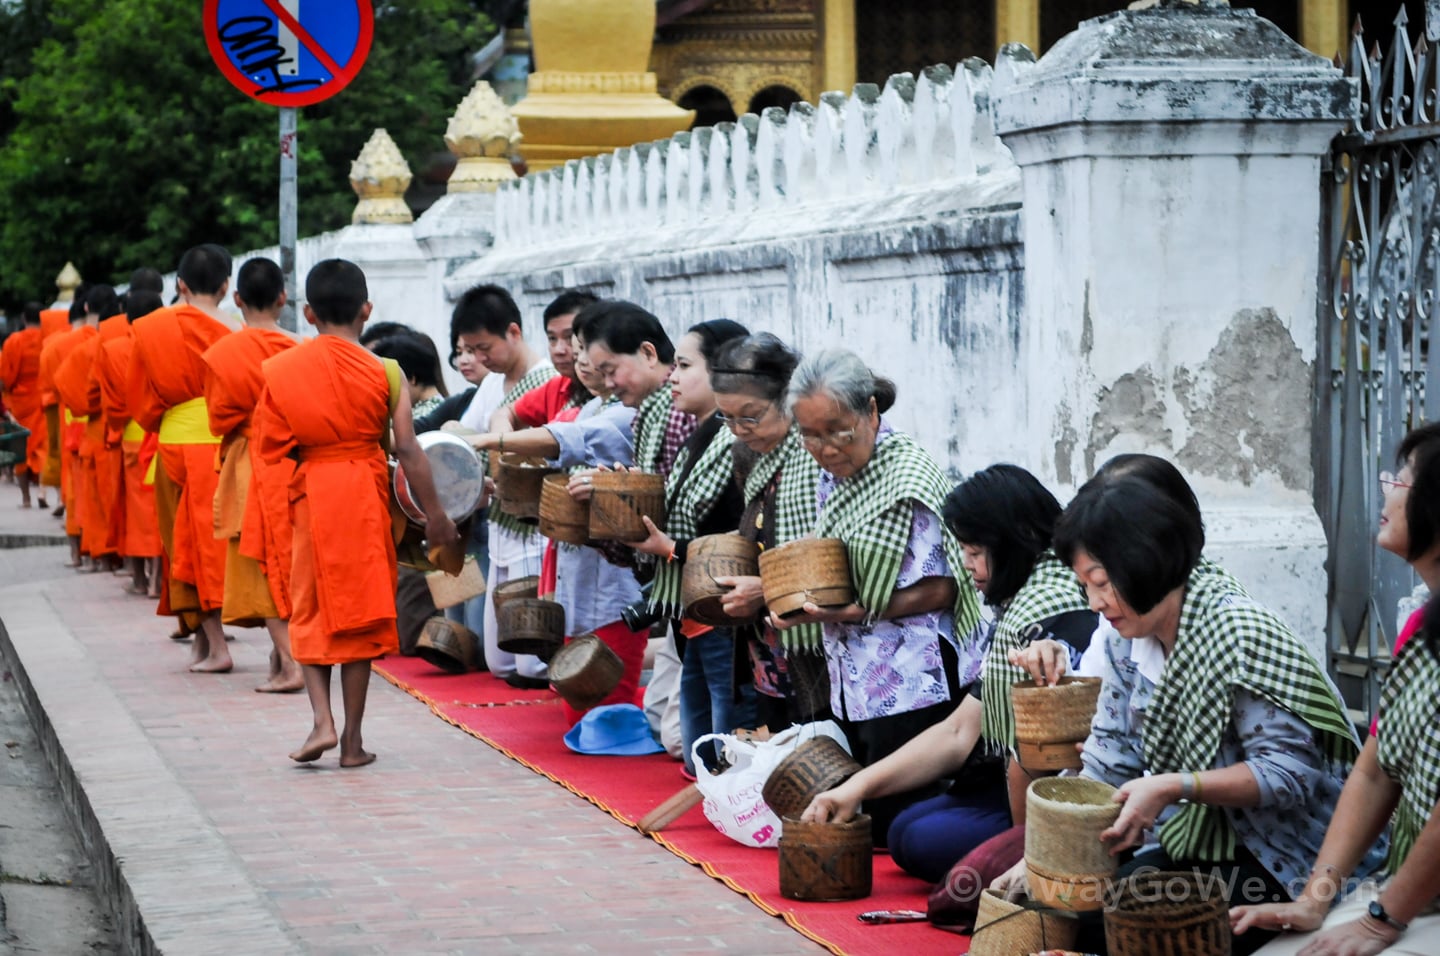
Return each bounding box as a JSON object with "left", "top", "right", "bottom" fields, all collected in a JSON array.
[
  {"left": 681, "top": 534, "right": 761, "bottom": 626},
  {"left": 548, "top": 633, "right": 624, "bottom": 710},
  {"left": 1105, "top": 871, "right": 1231, "bottom": 956},
  {"left": 425, "top": 555, "right": 487, "bottom": 609},
  {"left": 762, "top": 736, "right": 862, "bottom": 820},
  {"left": 587, "top": 471, "right": 665, "bottom": 541},
  {"left": 539, "top": 474, "right": 590, "bottom": 545},
  {"left": 969, "top": 888, "right": 1079, "bottom": 956},
  {"left": 757, "top": 538, "right": 853, "bottom": 617},
  {"left": 492, "top": 575, "right": 539, "bottom": 613},
  {"left": 414, "top": 617, "right": 480, "bottom": 674},
  {"left": 1012, "top": 677, "right": 1102, "bottom": 771},
  {"left": 1025, "top": 777, "right": 1121, "bottom": 912},
  {"left": 495, "top": 453, "right": 557, "bottom": 523},
  {"left": 496, "top": 598, "right": 566, "bottom": 661},
  {"left": 778, "top": 815, "right": 873, "bottom": 901}
]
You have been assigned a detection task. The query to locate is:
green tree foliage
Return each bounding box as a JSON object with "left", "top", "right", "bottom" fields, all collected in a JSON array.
[{"left": 0, "top": 0, "right": 491, "bottom": 310}]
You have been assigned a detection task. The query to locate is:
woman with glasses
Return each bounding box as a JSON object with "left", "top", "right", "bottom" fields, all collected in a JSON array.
[
  {"left": 704, "top": 333, "right": 828, "bottom": 734},
  {"left": 1233, "top": 423, "right": 1440, "bottom": 956},
  {"left": 623, "top": 319, "right": 759, "bottom": 777},
  {"left": 774, "top": 348, "right": 982, "bottom": 843}
]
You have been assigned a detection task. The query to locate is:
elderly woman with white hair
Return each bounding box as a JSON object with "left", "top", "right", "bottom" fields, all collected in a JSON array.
[{"left": 772, "top": 348, "right": 982, "bottom": 844}]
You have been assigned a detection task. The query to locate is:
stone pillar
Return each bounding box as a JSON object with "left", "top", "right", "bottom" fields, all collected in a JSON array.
[{"left": 994, "top": 0, "right": 1355, "bottom": 655}]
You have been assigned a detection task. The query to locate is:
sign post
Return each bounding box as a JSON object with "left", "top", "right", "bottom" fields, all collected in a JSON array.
[{"left": 202, "top": 0, "right": 374, "bottom": 331}]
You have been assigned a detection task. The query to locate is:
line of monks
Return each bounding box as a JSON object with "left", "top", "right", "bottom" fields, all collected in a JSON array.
[{"left": 0, "top": 248, "right": 306, "bottom": 690}]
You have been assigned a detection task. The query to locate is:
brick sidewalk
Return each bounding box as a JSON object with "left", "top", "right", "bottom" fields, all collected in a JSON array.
[{"left": 0, "top": 517, "right": 824, "bottom": 954}]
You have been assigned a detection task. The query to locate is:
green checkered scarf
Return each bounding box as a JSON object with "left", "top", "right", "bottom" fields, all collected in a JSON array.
[
  {"left": 1145, "top": 565, "right": 1358, "bottom": 863},
  {"left": 813, "top": 430, "right": 981, "bottom": 640},
  {"left": 631, "top": 386, "right": 673, "bottom": 475},
  {"left": 744, "top": 427, "right": 822, "bottom": 652},
  {"left": 650, "top": 422, "right": 736, "bottom": 619},
  {"left": 1376, "top": 627, "right": 1440, "bottom": 873},
  {"left": 487, "top": 363, "right": 558, "bottom": 536},
  {"left": 980, "top": 552, "right": 1092, "bottom": 749}
]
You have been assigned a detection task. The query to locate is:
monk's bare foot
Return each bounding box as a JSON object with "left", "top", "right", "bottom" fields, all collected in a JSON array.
[
  {"left": 189, "top": 655, "right": 234, "bottom": 674},
  {"left": 19, "top": 500, "right": 31, "bottom": 509},
  {"left": 255, "top": 672, "right": 304, "bottom": 693},
  {"left": 36, "top": 497, "right": 47, "bottom": 510},
  {"left": 289, "top": 728, "right": 338, "bottom": 763},
  {"left": 339, "top": 749, "right": 376, "bottom": 769}
]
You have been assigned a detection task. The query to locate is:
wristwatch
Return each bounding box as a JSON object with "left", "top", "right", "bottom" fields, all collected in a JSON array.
[{"left": 1368, "top": 900, "right": 1409, "bottom": 933}]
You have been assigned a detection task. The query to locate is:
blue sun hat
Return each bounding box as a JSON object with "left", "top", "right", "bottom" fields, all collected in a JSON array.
[{"left": 563, "top": 703, "right": 664, "bottom": 756}]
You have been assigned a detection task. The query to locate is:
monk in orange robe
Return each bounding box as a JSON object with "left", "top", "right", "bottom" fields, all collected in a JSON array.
[
  {"left": 256, "top": 258, "right": 457, "bottom": 767},
  {"left": 0, "top": 304, "right": 45, "bottom": 507},
  {"left": 98, "top": 290, "right": 165, "bottom": 597},
  {"left": 48, "top": 302, "right": 98, "bottom": 565},
  {"left": 202, "top": 258, "right": 302, "bottom": 693},
  {"left": 129, "top": 244, "right": 235, "bottom": 672},
  {"left": 36, "top": 307, "right": 69, "bottom": 497}
]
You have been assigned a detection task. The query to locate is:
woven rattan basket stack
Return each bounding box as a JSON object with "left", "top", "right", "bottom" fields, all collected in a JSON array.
[
  {"left": 757, "top": 538, "right": 853, "bottom": 617},
  {"left": 495, "top": 454, "right": 557, "bottom": 523},
  {"left": 1025, "top": 777, "right": 1122, "bottom": 912},
  {"left": 681, "top": 534, "right": 760, "bottom": 625},
  {"left": 761, "top": 736, "right": 861, "bottom": 820},
  {"left": 588, "top": 471, "right": 665, "bottom": 541},
  {"left": 539, "top": 474, "right": 590, "bottom": 545},
  {"left": 1106, "top": 870, "right": 1232, "bottom": 956},
  {"left": 1011, "top": 676, "right": 1102, "bottom": 771},
  {"left": 548, "top": 634, "right": 624, "bottom": 710},
  {"left": 969, "top": 888, "right": 1079, "bottom": 956}
]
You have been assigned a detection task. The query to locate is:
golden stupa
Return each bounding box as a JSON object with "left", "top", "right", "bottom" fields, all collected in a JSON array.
[{"left": 511, "top": 0, "right": 694, "bottom": 171}]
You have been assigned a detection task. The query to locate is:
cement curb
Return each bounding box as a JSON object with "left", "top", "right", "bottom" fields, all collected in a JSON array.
[{"left": 0, "top": 586, "right": 302, "bottom": 956}]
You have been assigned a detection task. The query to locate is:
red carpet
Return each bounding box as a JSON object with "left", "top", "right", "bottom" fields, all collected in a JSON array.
[{"left": 376, "top": 655, "right": 970, "bottom": 956}]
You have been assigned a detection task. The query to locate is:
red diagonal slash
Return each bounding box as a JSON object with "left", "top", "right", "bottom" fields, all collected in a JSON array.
[{"left": 257, "top": 0, "right": 343, "bottom": 79}]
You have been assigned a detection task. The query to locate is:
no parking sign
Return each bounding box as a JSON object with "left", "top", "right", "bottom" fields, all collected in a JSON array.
[{"left": 203, "top": 0, "right": 374, "bottom": 107}]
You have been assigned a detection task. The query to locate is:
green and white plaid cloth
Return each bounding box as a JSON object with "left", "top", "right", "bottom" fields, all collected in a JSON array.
[
  {"left": 979, "top": 551, "right": 1092, "bottom": 749},
  {"left": 813, "top": 430, "right": 981, "bottom": 641},
  {"left": 744, "top": 427, "right": 823, "bottom": 652},
  {"left": 1144, "top": 565, "right": 1358, "bottom": 863},
  {"left": 630, "top": 386, "right": 673, "bottom": 475},
  {"left": 650, "top": 424, "right": 736, "bottom": 619},
  {"left": 1376, "top": 627, "right": 1440, "bottom": 872},
  {"left": 486, "top": 363, "right": 559, "bottom": 537}
]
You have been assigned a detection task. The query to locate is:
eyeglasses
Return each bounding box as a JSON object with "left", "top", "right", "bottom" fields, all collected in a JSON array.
[
  {"left": 801, "top": 428, "right": 859, "bottom": 451},
  {"left": 1380, "top": 471, "right": 1412, "bottom": 492},
  {"left": 715, "top": 405, "right": 775, "bottom": 431}
]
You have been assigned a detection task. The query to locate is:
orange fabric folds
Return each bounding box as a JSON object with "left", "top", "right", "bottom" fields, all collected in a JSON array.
[
  {"left": 256, "top": 337, "right": 396, "bottom": 664},
  {"left": 0, "top": 327, "right": 45, "bottom": 474}
]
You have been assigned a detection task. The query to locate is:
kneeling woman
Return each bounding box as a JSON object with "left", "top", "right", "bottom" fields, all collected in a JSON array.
[
  {"left": 802, "top": 464, "right": 1095, "bottom": 881},
  {"left": 776, "top": 349, "right": 981, "bottom": 843},
  {"left": 1017, "top": 471, "right": 1373, "bottom": 956}
]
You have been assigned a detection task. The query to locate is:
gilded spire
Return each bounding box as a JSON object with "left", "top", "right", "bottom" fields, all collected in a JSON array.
[
  {"left": 349, "top": 128, "right": 414, "bottom": 224},
  {"left": 445, "top": 81, "right": 521, "bottom": 193},
  {"left": 55, "top": 262, "right": 82, "bottom": 302}
]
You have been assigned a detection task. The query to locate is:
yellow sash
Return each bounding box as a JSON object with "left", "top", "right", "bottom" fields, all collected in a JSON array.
[
  {"left": 144, "top": 397, "right": 220, "bottom": 484},
  {"left": 62, "top": 408, "right": 87, "bottom": 425},
  {"left": 121, "top": 420, "right": 145, "bottom": 443}
]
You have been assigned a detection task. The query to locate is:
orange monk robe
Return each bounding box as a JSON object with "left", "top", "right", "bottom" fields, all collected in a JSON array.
[
  {"left": 255, "top": 337, "right": 398, "bottom": 665},
  {"left": 0, "top": 327, "right": 45, "bottom": 475},
  {"left": 36, "top": 310, "right": 71, "bottom": 487},
  {"left": 129, "top": 304, "right": 232, "bottom": 614},
  {"left": 97, "top": 331, "right": 160, "bottom": 559},
  {"left": 202, "top": 327, "right": 296, "bottom": 624},
  {"left": 51, "top": 326, "right": 98, "bottom": 542},
  {"left": 82, "top": 317, "right": 130, "bottom": 557}
]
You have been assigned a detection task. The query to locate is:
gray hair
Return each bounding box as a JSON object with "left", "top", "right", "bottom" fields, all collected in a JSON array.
[{"left": 785, "top": 348, "right": 896, "bottom": 416}]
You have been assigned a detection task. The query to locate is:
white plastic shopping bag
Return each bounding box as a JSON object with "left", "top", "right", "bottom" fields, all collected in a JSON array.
[{"left": 691, "top": 720, "right": 851, "bottom": 848}]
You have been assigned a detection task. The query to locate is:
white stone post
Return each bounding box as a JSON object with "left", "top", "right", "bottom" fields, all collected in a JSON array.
[{"left": 994, "top": 0, "right": 1356, "bottom": 655}]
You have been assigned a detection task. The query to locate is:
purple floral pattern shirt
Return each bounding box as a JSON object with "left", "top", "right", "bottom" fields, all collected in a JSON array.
[{"left": 817, "top": 427, "right": 958, "bottom": 721}]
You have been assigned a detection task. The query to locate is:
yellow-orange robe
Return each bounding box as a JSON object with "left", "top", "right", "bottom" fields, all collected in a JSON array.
[
  {"left": 36, "top": 309, "right": 71, "bottom": 488},
  {"left": 83, "top": 317, "right": 131, "bottom": 557},
  {"left": 255, "top": 337, "right": 397, "bottom": 665},
  {"left": 0, "top": 326, "right": 45, "bottom": 475},
  {"left": 202, "top": 327, "right": 296, "bottom": 624},
  {"left": 51, "top": 326, "right": 98, "bottom": 543},
  {"left": 97, "top": 331, "right": 160, "bottom": 559},
  {"left": 129, "top": 305, "right": 231, "bottom": 614}
]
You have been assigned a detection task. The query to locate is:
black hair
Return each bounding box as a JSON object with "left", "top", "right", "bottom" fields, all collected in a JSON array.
[
  {"left": 943, "top": 464, "right": 1063, "bottom": 606},
  {"left": 128, "top": 268, "right": 164, "bottom": 294},
  {"left": 22, "top": 302, "right": 41, "bottom": 326},
  {"left": 85, "top": 285, "right": 121, "bottom": 320},
  {"left": 126, "top": 290, "right": 165, "bottom": 322},
  {"left": 1093, "top": 453, "right": 1205, "bottom": 548},
  {"left": 1396, "top": 422, "right": 1440, "bottom": 562},
  {"left": 369, "top": 332, "right": 448, "bottom": 395},
  {"left": 235, "top": 258, "right": 284, "bottom": 311},
  {"left": 359, "top": 320, "right": 415, "bottom": 348},
  {"left": 176, "top": 244, "right": 232, "bottom": 296},
  {"left": 576, "top": 299, "right": 675, "bottom": 364},
  {"left": 1054, "top": 474, "right": 1204, "bottom": 615},
  {"left": 685, "top": 319, "right": 750, "bottom": 368},
  {"left": 305, "top": 259, "right": 368, "bottom": 326},
  {"left": 451, "top": 283, "right": 521, "bottom": 339},
  {"left": 543, "top": 289, "right": 600, "bottom": 326},
  {"left": 710, "top": 333, "right": 801, "bottom": 404}
]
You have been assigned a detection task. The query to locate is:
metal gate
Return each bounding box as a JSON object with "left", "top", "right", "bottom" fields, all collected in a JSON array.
[{"left": 1317, "top": 7, "right": 1440, "bottom": 722}]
